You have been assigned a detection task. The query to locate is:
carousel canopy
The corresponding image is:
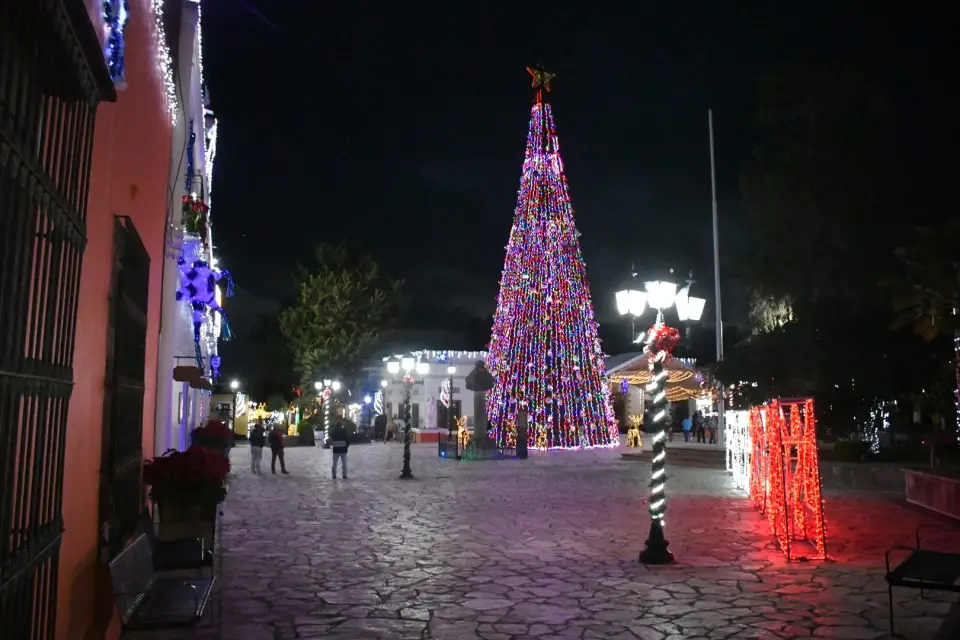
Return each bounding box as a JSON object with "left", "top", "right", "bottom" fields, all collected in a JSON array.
[{"left": 606, "top": 352, "right": 705, "bottom": 401}]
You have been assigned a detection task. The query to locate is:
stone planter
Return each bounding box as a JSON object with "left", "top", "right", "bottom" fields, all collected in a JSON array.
[{"left": 904, "top": 469, "right": 960, "bottom": 520}]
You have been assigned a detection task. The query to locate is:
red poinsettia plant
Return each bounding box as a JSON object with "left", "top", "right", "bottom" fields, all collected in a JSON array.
[
  {"left": 143, "top": 445, "right": 231, "bottom": 507},
  {"left": 191, "top": 418, "right": 232, "bottom": 450}
]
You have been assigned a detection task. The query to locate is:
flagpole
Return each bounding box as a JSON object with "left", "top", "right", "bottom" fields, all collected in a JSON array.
[{"left": 709, "top": 109, "right": 725, "bottom": 446}]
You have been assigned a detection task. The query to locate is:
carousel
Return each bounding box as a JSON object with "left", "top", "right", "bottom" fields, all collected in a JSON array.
[{"left": 607, "top": 352, "right": 719, "bottom": 444}]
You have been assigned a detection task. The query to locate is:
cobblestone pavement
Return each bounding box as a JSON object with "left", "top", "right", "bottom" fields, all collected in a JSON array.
[{"left": 134, "top": 443, "right": 958, "bottom": 640}]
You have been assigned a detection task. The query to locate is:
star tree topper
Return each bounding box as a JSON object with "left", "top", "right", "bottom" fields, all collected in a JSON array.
[{"left": 526, "top": 65, "right": 555, "bottom": 92}]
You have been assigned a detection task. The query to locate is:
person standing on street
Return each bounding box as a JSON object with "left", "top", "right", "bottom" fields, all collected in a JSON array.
[
  {"left": 249, "top": 421, "right": 266, "bottom": 474},
  {"left": 268, "top": 424, "right": 289, "bottom": 475},
  {"left": 331, "top": 422, "right": 350, "bottom": 479}
]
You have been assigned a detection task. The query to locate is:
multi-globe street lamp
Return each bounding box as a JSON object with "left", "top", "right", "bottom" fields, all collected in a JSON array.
[
  {"left": 615, "top": 276, "right": 705, "bottom": 565},
  {"left": 386, "top": 356, "right": 429, "bottom": 479}
]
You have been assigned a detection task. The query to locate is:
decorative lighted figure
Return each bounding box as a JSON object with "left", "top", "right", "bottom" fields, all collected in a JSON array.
[
  {"left": 456, "top": 416, "right": 470, "bottom": 451},
  {"left": 373, "top": 390, "right": 384, "bottom": 416},
  {"left": 748, "top": 399, "right": 826, "bottom": 561},
  {"left": 175, "top": 257, "right": 233, "bottom": 368},
  {"left": 103, "top": 0, "right": 130, "bottom": 83},
  {"left": 626, "top": 414, "right": 643, "bottom": 448}
]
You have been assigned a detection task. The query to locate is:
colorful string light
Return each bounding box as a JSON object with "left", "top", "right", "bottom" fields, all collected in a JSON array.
[{"left": 486, "top": 70, "right": 618, "bottom": 450}]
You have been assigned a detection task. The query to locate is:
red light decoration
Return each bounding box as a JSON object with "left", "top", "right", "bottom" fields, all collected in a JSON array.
[
  {"left": 485, "top": 69, "right": 618, "bottom": 450},
  {"left": 747, "top": 398, "right": 827, "bottom": 561}
]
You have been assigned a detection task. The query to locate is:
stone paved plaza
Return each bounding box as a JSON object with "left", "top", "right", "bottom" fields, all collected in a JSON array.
[{"left": 133, "top": 443, "right": 958, "bottom": 640}]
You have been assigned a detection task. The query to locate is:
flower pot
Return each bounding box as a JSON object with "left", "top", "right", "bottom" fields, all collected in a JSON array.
[{"left": 157, "top": 500, "right": 217, "bottom": 524}]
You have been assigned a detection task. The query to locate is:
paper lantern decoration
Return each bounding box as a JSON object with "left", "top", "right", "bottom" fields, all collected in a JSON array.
[{"left": 175, "top": 257, "right": 233, "bottom": 368}]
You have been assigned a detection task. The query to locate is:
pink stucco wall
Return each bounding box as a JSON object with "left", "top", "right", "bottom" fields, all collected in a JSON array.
[{"left": 56, "top": 2, "right": 172, "bottom": 637}]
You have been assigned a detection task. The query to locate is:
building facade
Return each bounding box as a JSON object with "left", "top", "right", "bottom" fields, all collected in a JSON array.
[
  {"left": 1, "top": 2, "right": 118, "bottom": 637},
  {"left": 153, "top": 0, "right": 224, "bottom": 455},
  {"left": 2, "top": 1, "right": 224, "bottom": 638}
]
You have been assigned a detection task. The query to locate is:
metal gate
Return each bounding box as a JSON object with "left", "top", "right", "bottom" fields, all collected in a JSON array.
[
  {"left": 0, "top": 1, "right": 116, "bottom": 638},
  {"left": 99, "top": 216, "right": 149, "bottom": 560}
]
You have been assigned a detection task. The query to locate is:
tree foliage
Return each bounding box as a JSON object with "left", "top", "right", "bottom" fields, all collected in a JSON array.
[
  {"left": 717, "top": 57, "right": 953, "bottom": 429},
  {"left": 278, "top": 244, "right": 403, "bottom": 386},
  {"left": 886, "top": 218, "right": 960, "bottom": 341},
  {"left": 749, "top": 292, "right": 795, "bottom": 335},
  {"left": 739, "top": 57, "right": 898, "bottom": 304}
]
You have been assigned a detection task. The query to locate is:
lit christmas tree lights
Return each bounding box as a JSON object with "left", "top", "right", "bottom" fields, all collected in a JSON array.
[{"left": 486, "top": 67, "right": 618, "bottom": 450}]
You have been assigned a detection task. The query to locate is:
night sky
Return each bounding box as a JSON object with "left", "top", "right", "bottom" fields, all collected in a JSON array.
[{"left": 200, "top": 1, "right": 951, "bottom": 357}]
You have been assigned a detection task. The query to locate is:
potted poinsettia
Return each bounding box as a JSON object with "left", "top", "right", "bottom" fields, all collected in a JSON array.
[
  {"left": 143, "top": 446, "right": 230, "bottom": 523},
  {"left": 191, "top": 418, "right": 232, "bottom": 456}
]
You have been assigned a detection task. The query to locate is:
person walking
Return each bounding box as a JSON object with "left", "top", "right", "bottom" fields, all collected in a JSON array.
[
  {"left": 681, "top": 415, "right": 693, "bottom": 443},
  {"left": 268, "top": 424, "right": 289, "bottom": 475},
  {"left": 694, "top": 410, "right": 705, "bottom": 443},
  {"left": 249, "top": 421, "right": 266, "bottom": 474},
  {"left": 331, "top": 422, "right": 350, "bottom": 479}
]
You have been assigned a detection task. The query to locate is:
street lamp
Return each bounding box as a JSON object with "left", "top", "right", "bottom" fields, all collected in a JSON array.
[
  {"left": 229, "top": 379, "right": 240, "bottom": 391},
  {"left": 615, "top": 285, "right": 649, "bottom": 344},
  {"left": 314, "top": 379, "right": 341, "bottom": 447},
  {"left": 623, "top": 276, "right": 706, "bottom": 566},
  {"left": 387, "top": 356, "right": 430, "bottom": 479}
]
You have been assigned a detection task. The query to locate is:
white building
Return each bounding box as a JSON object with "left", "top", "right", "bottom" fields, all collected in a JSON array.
[
  {"left": 372, "top": 350, "right": 489, "bottom": 440},
  {"left": 153, "top": 0, "right": 225, "bottom": 454}
]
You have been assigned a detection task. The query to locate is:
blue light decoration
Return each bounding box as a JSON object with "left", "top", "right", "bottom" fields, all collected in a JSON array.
[
  {"left": 210, "top": 355, "right": 222, "bottom": 382},
  {"left": 103, "top": 0, "right": 130, "bottom": 83},
  {"left": 620, "top": 378, "right": 629, "bottom": 395},
  {"left": 176, "top": 257, "right": 234, "bottom": 368}
]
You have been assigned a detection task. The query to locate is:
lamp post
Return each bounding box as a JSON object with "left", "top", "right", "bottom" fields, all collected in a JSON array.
[
  {"left": 387, "top": 356, "right": 429, "bottom": 479},
  {"left": 446, "top": 366, "right": 456, "bottom": 437},
  {"left": 621, "top": 277, "right": 705, "bottom": 565},
  {"left": 314, "top": 379, "right": 341, "bottom": 447}
]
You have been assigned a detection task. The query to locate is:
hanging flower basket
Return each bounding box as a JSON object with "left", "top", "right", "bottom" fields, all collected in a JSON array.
[
  {"left": 181, "top": 194, "right": 209, "bottom": 237},
  {"left": 143, "top": 446, "right": 230, "bottom": 524}
]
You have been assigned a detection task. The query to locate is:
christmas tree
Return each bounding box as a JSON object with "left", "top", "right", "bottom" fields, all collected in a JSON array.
[{"left": 485, "top": 67, "right": 619, "bottom": 450}]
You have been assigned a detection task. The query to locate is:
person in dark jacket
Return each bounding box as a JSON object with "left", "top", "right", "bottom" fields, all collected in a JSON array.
[
  {"left": 268, "top": 425, "right": 289, "bottom": 475},
  {"left": 249, "top": 422, "right": 266, "bottom": 474},
  {"left": 330, "top": 423, "right": 350, "bottom": 479}
]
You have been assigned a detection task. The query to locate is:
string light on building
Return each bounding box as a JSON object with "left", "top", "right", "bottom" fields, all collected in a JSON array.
[{"left": 150, "top": 0, "right": 178, "bottom": 124}]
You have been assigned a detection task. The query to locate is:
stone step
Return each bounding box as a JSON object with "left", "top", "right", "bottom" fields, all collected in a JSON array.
[{"left": 621, "top": 448, "right": 726, "bottom": 469}]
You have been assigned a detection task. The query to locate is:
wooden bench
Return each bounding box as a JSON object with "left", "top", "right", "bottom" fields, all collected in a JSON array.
[
  {"left": 885, "top": 524, "right": 960, "bottom": 636},
  {"left": 108, "top": 532, "right": 215, "bottom": 631}
]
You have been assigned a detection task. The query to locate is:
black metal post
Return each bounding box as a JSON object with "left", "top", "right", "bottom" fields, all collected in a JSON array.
[{"left": 400, "top": 381, "right": 414, "bottom": 479}]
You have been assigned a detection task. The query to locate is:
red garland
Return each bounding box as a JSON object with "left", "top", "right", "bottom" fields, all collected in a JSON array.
[{"left": 647, "top": 323, "right": 681, "bottom": 355}]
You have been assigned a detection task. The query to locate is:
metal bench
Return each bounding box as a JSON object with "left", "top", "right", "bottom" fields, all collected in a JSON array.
[
  {"left": 885, "top": 524, "right": 960, "bottom": 636},
  {"left": 108, "top": 532, "right": 215, "bottom": 631}
]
